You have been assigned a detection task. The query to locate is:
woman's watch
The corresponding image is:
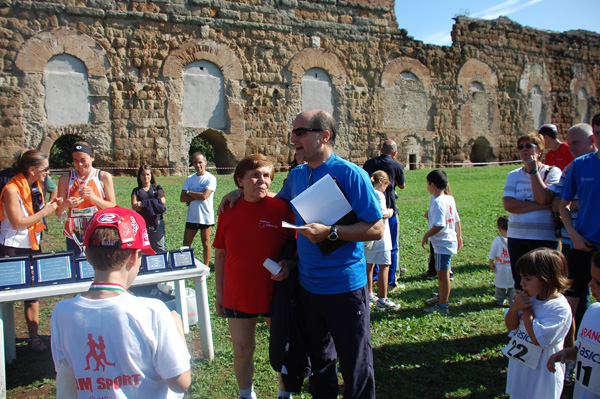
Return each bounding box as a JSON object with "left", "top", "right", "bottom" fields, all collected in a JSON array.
[
  {"left": 529, "top": 169, "right": 538, "bottom": 175},
  {"left": 327, "top": 225, "right": 339, "bottom": 241}
]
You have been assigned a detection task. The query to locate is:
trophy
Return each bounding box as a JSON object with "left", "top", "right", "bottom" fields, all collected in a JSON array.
[{"left": 61, "top": 207, "right": 96, "bottom": 256}]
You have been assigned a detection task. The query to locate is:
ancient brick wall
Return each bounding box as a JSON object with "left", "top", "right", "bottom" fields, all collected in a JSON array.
[{"left": 0, "top": 1, "right": 597, "bottom": 172}]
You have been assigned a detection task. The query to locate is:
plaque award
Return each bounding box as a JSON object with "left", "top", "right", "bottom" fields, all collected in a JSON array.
[
  {"left": 170, "top": 248, "right": 195, "bottom": 270},
  {"left": 0, "top": 255, "right": 31, "bottom": 289},
  {"left": 32, "top": 252, "right": 76, "bottom": 285},
  {"left": 142, "top": 252, "right": 169, "bottom": 273}
]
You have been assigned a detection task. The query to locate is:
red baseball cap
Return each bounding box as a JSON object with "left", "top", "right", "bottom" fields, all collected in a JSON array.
[{"left": 83, "top": 207, "right": 156, "bottom": 255}]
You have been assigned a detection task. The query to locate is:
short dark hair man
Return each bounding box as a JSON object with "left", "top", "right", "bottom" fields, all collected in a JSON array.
[
  {"left": 278, "top": 108, "right": 383, "bottom": 398},
  {"left": 363, "top": 139, "right": 406, "bottom": 286},
  {"left": 538, "top": 123, "right": 574, "bottom": 170}
]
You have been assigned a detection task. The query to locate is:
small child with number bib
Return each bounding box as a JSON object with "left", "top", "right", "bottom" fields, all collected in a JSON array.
[
  {"left": 547, "top": 250, "right": 600, "bottom": 399},
  {"left": 504, "top": 248, "right": 571, "bottom": 399}
]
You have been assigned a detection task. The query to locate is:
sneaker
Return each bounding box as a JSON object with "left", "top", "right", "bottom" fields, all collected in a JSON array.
[
  {"left": 564, "top": 360, "right": 575, "bottom": 386},
  {"left": 375, "top": 298, "right": 401, "bottom": 311},
  {"left": 28, "top": 335, "right": 47, "bottom": 352},
  {"left": 424, "top": 303, "right": 449, "bottom": 315},
  {"left": 369, "top": 293, "right": 379, "bottom": 306},
  {"left": 424, "top": 293, "right": 440, "bottom": 306},
  {"left": 425, "top": 273, "right": 436, "bottom": 280}
]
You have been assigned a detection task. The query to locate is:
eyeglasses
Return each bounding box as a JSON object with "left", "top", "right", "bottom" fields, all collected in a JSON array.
[
  {"left": 37, "top": 166, "right": 50, "bottom": 172},
  {"left": 291, "top": 128, "right": 322, "bottom": 137},
  {"left": 517, "top": 143, "right": 537, "bottom": 150}
]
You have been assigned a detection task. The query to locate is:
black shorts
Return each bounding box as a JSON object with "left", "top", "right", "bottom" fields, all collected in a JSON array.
[
  {"left": 185, "top": 222, "right": 214, "bottom": 231},
  {"left": 563, "top": 246, "right": 597, "bottom": 298},
  {"left": 224, "top": 307, "right": 271, "bottom": 319}
]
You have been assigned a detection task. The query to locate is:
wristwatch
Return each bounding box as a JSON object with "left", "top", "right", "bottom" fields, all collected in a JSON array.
[
  {"left": 529, "top": 169, "right": 538, "bottom": 175},
  {"left": 186, "top": 190, "right": 190, "bottom": 196},
  {"left": 327, "top": 225, "right": 339, "bottom": 241}
]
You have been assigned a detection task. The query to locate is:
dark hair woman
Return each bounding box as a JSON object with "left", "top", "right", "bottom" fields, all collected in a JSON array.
[{"left": 0, "top": 150, "right": 63, "bottom": 351}]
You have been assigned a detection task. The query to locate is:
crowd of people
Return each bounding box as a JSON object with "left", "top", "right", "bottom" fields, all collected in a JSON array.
[{"left": 0, "top": 109, "right": 599, "bottom": 399}]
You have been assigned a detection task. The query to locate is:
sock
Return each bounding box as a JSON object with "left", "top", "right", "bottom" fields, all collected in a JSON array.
[
  {"left": 278, "top": 387, "right": 291, "bottom": 398},
  {"left": 438, "top": 303, "right": 448, "bottom": 309},
  {"left": 239, "top": 386, "right": 255, "bottom": 398}
]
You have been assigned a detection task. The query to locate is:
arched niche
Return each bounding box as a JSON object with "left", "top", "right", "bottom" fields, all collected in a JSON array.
[
  {"left": 456, "top": 59, "right": 501, "bottom": 160},
  {"left": 286, "top": 48, "right": 349, "bottom": 156},
  {"left": 570, "top": 68, "right": 597, "bottom": 125},
  {"left": 45, "top": 55, "right": 90, "bottom": 126},
  {"left": 380, "top": 57, "right": 433, "bottom": 133},
  {"left": 519, "top": 62, "right": 552, "bottom": 131},
  {"left": 302, "top": 68, "right": 334, "bottom": 114},
  {"left": 163, "top": 40, "right": 244, "bottom": 173},
  {"left": 14, "top": 27, "right": 111, "bottom": 160}
]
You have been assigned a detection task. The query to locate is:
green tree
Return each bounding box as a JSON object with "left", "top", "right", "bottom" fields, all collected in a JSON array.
[
  {"left": 49, "top": 134, "right": 84, "bottom": 168},
  {"left": 189, "top": 136, "right": 214, "bottom": 164}
]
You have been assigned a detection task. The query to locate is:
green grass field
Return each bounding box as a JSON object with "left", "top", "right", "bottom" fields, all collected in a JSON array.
[{"left": 6, "top": 164, "right": 576, "bottom": 398}]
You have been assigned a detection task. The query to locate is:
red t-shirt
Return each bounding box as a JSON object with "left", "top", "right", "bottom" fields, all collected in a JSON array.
[
  {"left": 544, "top": 142, "right": 574, "bottom": 170},
  {"left": 213, "top": 196, "right": 295, "bottom": 313}
]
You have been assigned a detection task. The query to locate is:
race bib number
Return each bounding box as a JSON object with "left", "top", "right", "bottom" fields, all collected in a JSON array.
[
  {"left": 575, "top": 340, "right": 600, "bottom": 395},
  {"left": 71, "top": 206, "right": 98, "bottom": 218},
  {"left": 502, "top": 327, "right": 543, "bottom": 369}
]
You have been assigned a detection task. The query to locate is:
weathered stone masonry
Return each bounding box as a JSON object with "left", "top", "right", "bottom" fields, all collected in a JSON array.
[{"left": 0, "top": 0, "right": 598, "bottom": 172}]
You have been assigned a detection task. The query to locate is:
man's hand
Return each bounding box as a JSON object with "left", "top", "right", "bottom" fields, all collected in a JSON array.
[
  {"left": 217, "top": 190, "right": 242, "bottom": 215},
  {"left": 297, "top": 223, "right": 330, "bottom": 243}
]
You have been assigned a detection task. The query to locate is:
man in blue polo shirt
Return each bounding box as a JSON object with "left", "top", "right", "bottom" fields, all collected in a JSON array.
[
  {"left": 363, "top": 139, "right": 406, "bottom": 287},
  {"left": 278, "top": 108, "right": 383, "bottom": 399},
  {"left": 559, "top": 113, "right": 600, "bottom": 290}
]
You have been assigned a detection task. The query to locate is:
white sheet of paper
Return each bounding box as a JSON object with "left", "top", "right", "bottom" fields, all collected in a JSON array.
[
  {"left": 281, "top": 221, "right": 309, "bottom": 230},
  {"left": 290, "top": 174, "right": 352, "bottom": 225}
]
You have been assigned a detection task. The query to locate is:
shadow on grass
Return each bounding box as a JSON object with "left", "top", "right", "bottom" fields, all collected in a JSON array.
[
  {"left": 7, "top": 336, "right": 56, "bottom": 390},
  {"left": 372, "top": 333, "right": 509, "bottom": 399}
]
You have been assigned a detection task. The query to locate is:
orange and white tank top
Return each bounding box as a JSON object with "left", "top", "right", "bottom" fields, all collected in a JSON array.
[{"left": 63, "top": 168, "right": 105, "bottom": 238}]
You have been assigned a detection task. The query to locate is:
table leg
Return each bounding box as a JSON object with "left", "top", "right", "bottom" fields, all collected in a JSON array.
[
  {"left": 194, "top": 276, "right": 214, "bottom": 360},
  {"left": 174, "top": 280, "right": 189, "bottom": 334},
  {"left": 0, "top": 303, "right": 8, "bottom": 399}
]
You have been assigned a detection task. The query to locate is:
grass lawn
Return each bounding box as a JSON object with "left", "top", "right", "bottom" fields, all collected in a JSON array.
[{"left": 5, "top": 164, "right": 577, "bottom": 398}]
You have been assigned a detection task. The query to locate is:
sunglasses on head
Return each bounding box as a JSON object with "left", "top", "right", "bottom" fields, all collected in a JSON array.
[
  {"left": 517, "top": 143, "right": 537, "bottom": 150},
  {"left": 291, "top": 128, "right": 322, "bottom": 137}
]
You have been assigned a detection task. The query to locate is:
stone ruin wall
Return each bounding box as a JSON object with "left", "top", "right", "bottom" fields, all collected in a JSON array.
[{"left": 0, "top": 0, "right": 598, "bottom": 173}]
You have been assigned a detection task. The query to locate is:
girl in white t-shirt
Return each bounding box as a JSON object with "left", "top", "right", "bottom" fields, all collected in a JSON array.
[
  {"left": 365, "top": 171, "right": 400, "bottom": 311},
  {"left": 421, "top": 170, "right": 462, "bottom": 315},
  {"left": 548, "top": 251, "right": 600, "bottom": 399},
  {"left": 504, "top": 248, "right": 571, "bottom": 399}
]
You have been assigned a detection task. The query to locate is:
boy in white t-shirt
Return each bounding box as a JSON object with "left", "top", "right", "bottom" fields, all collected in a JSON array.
[
  {"left": 488, "top": 215, "right": 515, "bottom": 306},
  {"left": 51, "top": 207, "right": 191, "bottom": 399}
]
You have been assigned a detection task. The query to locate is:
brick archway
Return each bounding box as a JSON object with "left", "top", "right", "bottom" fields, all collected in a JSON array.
[
  {"left": 14, "top": 27, "right": 111, "bottom": 160},
  {"left": 163, "top": 40, "right": 245, "bottom": 172}
]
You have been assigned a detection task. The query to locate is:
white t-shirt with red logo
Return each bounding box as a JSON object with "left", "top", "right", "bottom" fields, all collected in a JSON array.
[
  {"left": 427, "top": 194, "right": 460, "bottom": 255},
  {"left": 488, "top": 235, "right": 514, "bottom": 289},
  {"left": 51, "top": 293, "right": 190, "bottom": 399}
]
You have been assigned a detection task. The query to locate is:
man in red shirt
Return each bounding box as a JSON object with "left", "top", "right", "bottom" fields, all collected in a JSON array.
[{"left": 539, "top": 123, "right": 574, "bottom": 170}]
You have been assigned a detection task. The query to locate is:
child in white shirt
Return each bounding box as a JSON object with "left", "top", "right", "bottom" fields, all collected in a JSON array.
[
  {"left": 365, "top": 171, "right": 400, "bottom": 311},
  {"left": 489, "top": 215, "right": 515, "bottom": 305}
]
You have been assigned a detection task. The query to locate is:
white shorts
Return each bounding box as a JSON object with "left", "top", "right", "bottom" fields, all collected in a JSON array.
[{"left": 365, "top": 249, "right": 391, "bottom": 265}]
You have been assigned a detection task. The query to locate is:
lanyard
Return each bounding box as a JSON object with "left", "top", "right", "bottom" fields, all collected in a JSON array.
[{"left": 89, "top": 282, "right": 126, "bottom": 293}]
